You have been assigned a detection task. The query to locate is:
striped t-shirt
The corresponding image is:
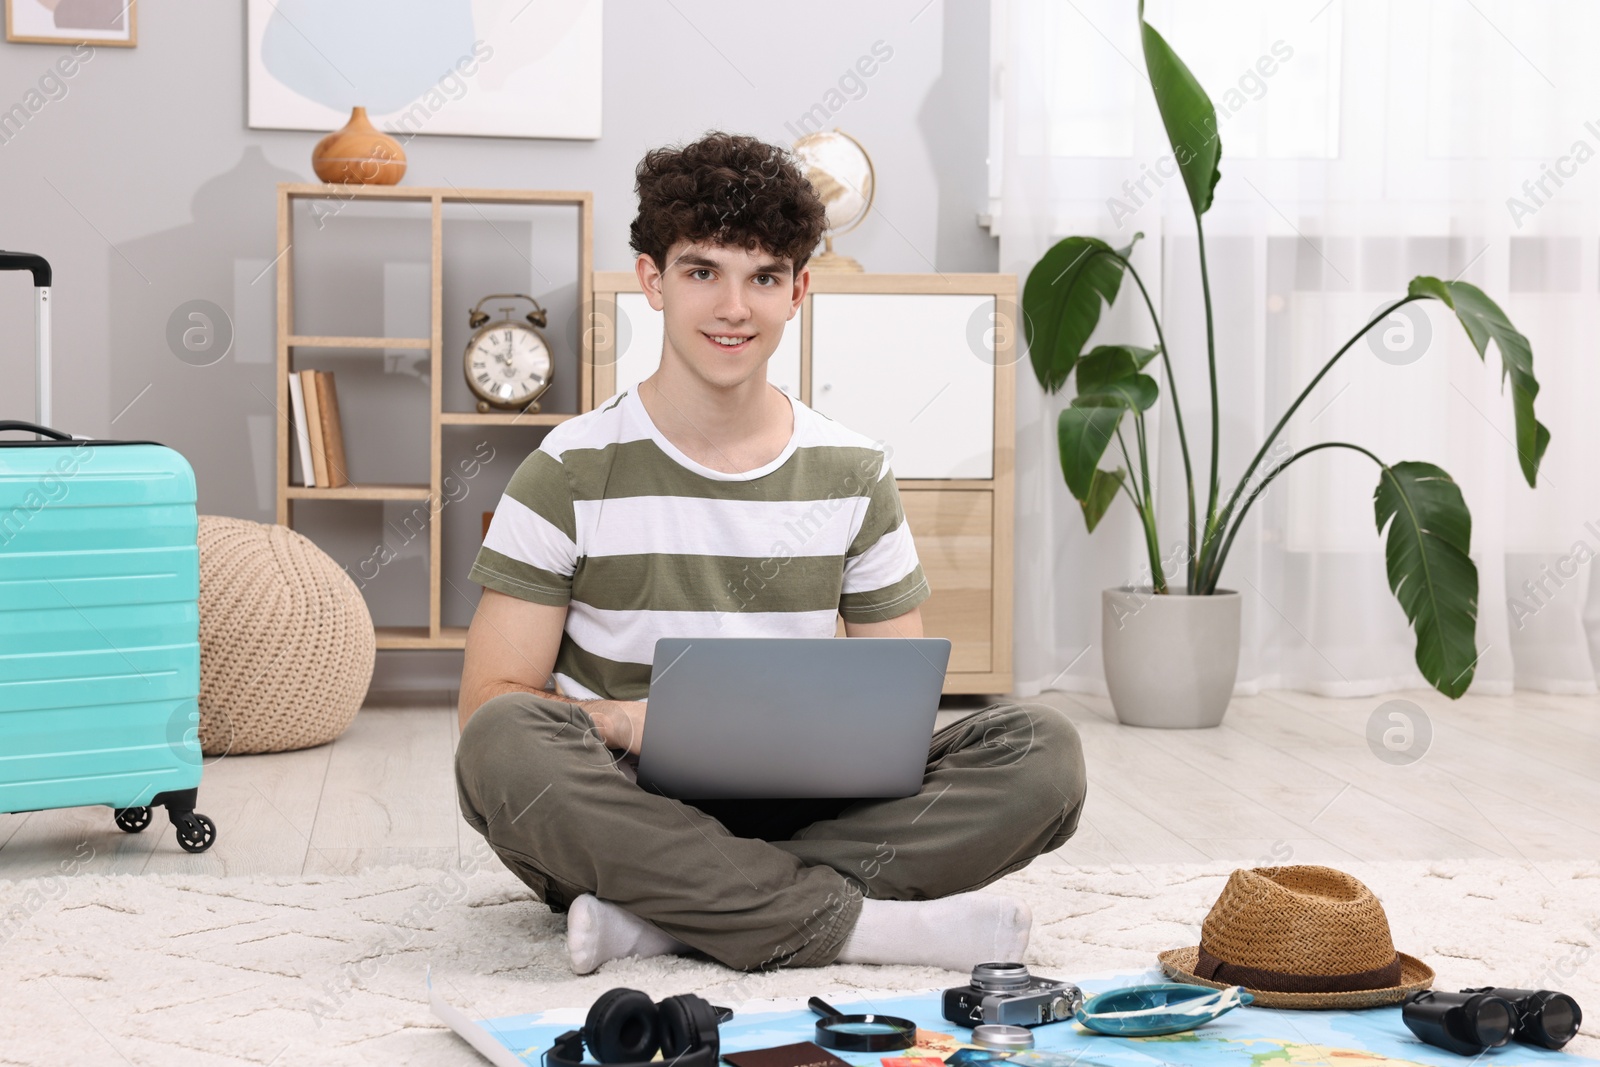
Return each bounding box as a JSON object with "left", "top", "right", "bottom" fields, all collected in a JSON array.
[{"left": 468, "top": 386, "right": 931, "bottom": 701}]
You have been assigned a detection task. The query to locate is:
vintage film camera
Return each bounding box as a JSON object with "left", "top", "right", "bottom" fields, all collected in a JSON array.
[{"left": 942, "top": 962, "right": 1084, "bottom": 1028}]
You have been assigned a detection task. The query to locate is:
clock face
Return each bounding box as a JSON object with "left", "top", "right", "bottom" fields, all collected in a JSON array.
[{"left": 467, "top": 324, "right": 552, "bottom": 405}]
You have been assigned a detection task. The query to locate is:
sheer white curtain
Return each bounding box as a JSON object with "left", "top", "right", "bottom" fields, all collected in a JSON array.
[{"left": 990, "top": 0, "right": 1600, "bottom": 698}]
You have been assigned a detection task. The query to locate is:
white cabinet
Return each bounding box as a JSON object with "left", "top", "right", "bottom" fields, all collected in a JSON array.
[
  {"left": 613, "top": 292, "right": 803, "bottom": 399},
  {"left": 809, "top": 293, "right": 995, "bottom": 479}
]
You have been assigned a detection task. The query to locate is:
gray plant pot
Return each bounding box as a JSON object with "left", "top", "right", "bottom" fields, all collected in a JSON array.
[{"left": 1101, "top": 587, "right": 1241, "bottom": 728}]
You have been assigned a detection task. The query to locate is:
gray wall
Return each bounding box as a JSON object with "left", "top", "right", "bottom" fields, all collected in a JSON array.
[{"left": 0, "top": 0, "right": 995, "bottom": 692}]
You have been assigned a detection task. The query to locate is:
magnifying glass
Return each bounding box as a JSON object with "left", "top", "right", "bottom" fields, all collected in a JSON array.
[{"left": 808, "top": 996, "right": 918, "bottom": 1052}]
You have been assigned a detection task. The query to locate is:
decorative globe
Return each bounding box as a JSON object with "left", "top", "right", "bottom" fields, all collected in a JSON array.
[{"left": 792, "top": 129, "right": 875, "bottom": 271}]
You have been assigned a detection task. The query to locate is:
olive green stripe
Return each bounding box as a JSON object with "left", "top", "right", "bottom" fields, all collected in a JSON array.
[
  {"left": 556, "top": 638, "right": 651, "bottom": 701},
  {"left": 558, "top": 439, "right": 885, "bottom": 503},
  {"left": 846, "top": 471, "right": 907, "bottom": 559},
  {"left": 500, "top": 449, "right": 577, "bottom": 541},
  {"left": 846, "top": 508, "right": 906, "bottom": 559},
  {"left": 469, "top": 549, "right": 571, "bottom": 606},
  {"left": 574, "top": 553, "right": 844, "bottom": 613},
  {"left": 839, "top": 566, "right": 931, "bottom": 623}
]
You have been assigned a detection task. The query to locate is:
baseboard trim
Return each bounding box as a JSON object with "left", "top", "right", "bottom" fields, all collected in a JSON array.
[
  {"left": 366, "top": 652, "right": 460, "bottom": 700},
  {"left": 364, "top": 687, "right": 457, "bottom": 708}
]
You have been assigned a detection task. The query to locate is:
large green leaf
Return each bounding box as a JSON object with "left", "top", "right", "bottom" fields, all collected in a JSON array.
[
  {"left": 1407, "top": 277, "right": 1550, "bottom": 487},
  {"left": 1373, "top": 461, "right": 1480, "bottom": 698},
  {"left": 1057, "top": 404, "right": 1126, "bottom": 499},
  {"left": 1022, "top": 235, "right": 1141, "bottom": 393},
  {"left": 1075, "top": 344, "right": 1160, "bottom": 410},
  {"left": 1140, "top": 15, "right": 1222, "bottom": 217},
  {"left": 1081, "top": 468, "right": 1126, "bottom": 532}
]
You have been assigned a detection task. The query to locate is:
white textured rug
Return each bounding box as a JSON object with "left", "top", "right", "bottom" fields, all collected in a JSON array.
[{"left": 1, "top": 858, "right": 1596, "bottom": 1066}]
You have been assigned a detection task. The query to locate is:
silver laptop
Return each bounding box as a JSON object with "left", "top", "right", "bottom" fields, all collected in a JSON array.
[{"left": 634, "top": 637, "right": 952, "bottom": 800}]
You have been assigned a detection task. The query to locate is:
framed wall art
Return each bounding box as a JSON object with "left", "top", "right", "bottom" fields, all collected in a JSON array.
[
  {"left": 246, "top": 0, "right": 602, "bottom": 141},
  {"left": 6, "top": 0, "right": 136, "bottom": 46}
]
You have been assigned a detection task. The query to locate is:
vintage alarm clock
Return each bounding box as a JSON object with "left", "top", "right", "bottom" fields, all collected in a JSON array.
[{"left": 464, "top": 293, "right": 554, "bottom": 413}]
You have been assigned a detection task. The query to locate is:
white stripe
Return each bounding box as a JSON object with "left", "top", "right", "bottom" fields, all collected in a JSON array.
[
  {"left": 544, "top": 389, "right": 891, "bottom": 464},
  {"left": 792, "top": 396, "right": 894, "bottom": 453},
  {"left": 564, "top": 603, "right": 840, "bottom": 665},
  {"left": 574, "top": 495, "right": 868, "bottom": 559},
  {"left": 545, "top": 413, "right": 649, "bottom": 457},
  {"left": 484, "top": 492, "right": 577, "bottom": 572},
  {"left": 553, "top": 673, "right": 601, "bottom": 700},
  {"left": 842, "top": 519, "right": 920, "bottom": 594}
]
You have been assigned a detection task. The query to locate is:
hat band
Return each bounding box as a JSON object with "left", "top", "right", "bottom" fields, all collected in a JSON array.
[{"left": 1194, "top": 947, "right": 1402, "bottom": 994}]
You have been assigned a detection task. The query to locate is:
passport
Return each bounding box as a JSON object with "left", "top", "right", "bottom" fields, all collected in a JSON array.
[{"left": 722, "top": 1041, "right": 853, "bottom": 1067}]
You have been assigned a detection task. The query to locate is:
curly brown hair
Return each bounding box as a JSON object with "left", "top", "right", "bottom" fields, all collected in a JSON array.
[{"left": 629, "top": 131, "right": 828, "bottom": 276}]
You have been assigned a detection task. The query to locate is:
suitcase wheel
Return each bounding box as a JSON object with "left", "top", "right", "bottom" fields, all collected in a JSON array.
[
  {"left": 113, "top": 807, "right": 153, "bottom": 833},
  {"left": 174, "top": 812, "right": 217, "bottom": 854}
]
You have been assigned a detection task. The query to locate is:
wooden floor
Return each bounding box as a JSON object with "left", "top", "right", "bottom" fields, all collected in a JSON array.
[{"left": 1, "top": 689, "right": 1596, "bottom": 880}]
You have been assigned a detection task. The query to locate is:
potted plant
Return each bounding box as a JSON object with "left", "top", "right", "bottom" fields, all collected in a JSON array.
[{"left": 1022, "top": 5, "right": 1549, "bottom": 728}]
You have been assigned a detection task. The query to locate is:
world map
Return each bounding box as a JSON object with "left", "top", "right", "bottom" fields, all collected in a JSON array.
[{"left": 441, "top": 970, "right": 1595, "bottom": 1067}]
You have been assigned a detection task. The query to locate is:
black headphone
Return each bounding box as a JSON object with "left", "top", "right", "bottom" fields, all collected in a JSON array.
[{"left": 543, "top": 988, "right": 721, "bottom": 1067}]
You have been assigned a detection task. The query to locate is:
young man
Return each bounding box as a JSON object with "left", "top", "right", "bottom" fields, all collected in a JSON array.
[{"left": 455, "top": 131, "right": 1087, "bottom": 975}]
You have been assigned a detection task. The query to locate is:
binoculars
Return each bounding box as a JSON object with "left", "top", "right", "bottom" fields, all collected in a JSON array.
[{"left": 1401, "top": 986, "right": 1582, "bottom": 1055}]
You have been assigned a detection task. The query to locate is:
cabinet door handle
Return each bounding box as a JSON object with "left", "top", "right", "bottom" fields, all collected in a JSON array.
[{"left": 821, "top": 382, "right": 832, "bottom": 391}]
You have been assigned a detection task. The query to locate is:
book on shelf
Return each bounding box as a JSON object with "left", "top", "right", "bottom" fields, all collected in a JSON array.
[
  {"left": 314, "top": 371, "right": 351, "bottom": 488},
  {"left": 288, "top": 372, "right": 315, "bottom": 487},
  {"left": 291, "top": 369, "right": 351, "bottom": 489},
  {"left": 298, "top": 369, "right": 326, "bottom": 486}
]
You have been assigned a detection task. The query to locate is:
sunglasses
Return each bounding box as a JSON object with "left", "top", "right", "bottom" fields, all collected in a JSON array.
[{"left": 1073, "top": 983, "right": 1253, "bottom": 1037}]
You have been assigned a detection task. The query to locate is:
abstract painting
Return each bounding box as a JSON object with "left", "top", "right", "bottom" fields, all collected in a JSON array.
[{"left": 246, "top": 0, "right": 601, "bottom": 140}]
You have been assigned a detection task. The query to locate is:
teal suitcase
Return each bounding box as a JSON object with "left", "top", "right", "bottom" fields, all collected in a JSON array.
[{"left": 0, "top": 250, "right": 215, "bottom": 852}]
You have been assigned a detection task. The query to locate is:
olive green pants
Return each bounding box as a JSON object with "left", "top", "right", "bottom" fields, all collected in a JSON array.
[{"left": 454, "top": 692, "right": 1087, "bottom": 971}]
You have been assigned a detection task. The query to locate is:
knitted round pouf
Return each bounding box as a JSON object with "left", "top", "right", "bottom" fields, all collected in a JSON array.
[{"left": 196, "top": 516, "right": 375, "bottom": 755}]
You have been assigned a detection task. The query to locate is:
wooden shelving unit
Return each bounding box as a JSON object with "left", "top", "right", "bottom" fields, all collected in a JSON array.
[
  {"left": 274, "top": 183, "right": 593, "bottom": 651},
  {"left": 285, "top": 335, "right": 432, "bottom": 349}
]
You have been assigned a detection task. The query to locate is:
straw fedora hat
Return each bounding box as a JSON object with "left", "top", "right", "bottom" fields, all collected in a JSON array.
[{"left": 1158, "top": 865, "right": 1435, "bottom": 1010}]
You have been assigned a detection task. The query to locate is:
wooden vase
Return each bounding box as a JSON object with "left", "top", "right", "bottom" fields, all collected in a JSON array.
[{"left": 311, "top": 107, "right": 407, "bottom": 186}]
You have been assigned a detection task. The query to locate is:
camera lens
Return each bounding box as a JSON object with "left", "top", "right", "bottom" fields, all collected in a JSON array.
[
  {"left": 972, "top": 1025, "right": 1033, "bottom": 1050},
  {"left": 971, "top": 962, "right": 1031, "bottom": 993}
]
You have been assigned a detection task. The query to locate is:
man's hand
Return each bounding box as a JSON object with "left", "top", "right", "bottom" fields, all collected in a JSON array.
[{"left": 586, "top": 700, "right": 649, "bottom": 756}]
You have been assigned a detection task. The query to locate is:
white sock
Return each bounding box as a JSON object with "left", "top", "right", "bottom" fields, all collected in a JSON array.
[
  {"left": 566, "top": 893, "right": 694, "bottom": 975},
  {"left": 835, "top": 892, "right": 1032, "bottom": 970}
]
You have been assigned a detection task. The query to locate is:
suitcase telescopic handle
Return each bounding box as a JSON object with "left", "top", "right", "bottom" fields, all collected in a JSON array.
[
  {"left": 0, "top": 250, "right": 52, "bottom": 286},
  {"left": 0, "top": 250, "right": 53, "bottom": 427},
  {"left": 0, "top": 420, "right": 72, "bottom": 440}
]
